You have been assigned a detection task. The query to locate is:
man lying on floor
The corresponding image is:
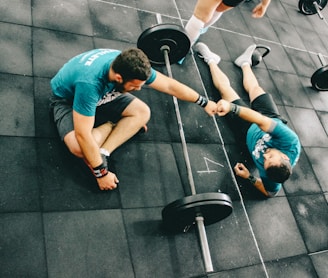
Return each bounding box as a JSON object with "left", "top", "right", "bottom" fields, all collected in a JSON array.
[{"left": 195, "top": 42, "right": 301, "bottom": 197}]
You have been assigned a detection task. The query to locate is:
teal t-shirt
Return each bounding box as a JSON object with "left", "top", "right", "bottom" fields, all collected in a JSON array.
[
  {"left": 246, "top": 118, "right": 301, "bottom": 192},
  {"left": 50, "top": 49, "right": 156, "bottom": 116}
]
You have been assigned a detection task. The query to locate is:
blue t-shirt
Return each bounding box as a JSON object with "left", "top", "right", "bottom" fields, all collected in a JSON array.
[
  {"left": 246, "top": 118, "right": 301, "bottom": 192},
  {"left": 50, "top": 49, "right": 156, "bottom": 116}
]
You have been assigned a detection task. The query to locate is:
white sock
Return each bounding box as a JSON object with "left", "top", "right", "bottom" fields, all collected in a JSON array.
[
  {"left": 185, "top": 15, "right": 205, "bottom": 44},
  {"left": 100, "top": 148, "right": 110, "bottom": 157},
  {"left": 204, "top": 11, "right": 223, "bottom": 28}
]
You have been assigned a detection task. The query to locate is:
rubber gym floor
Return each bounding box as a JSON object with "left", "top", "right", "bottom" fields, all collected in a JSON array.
[{"left": 0, "top": 0, "right": 327, "bottom": 277}]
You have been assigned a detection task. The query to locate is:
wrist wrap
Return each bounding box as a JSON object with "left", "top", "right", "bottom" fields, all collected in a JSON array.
[
  {"left": 248, "top": 175, "right": 257, "bottom": 185},
  {"left": 92, "top": 153, "right": 108, "bottom": 178},
  {"left": 230, "top": 103, "right": 241, "bottom": 115},
  {"left": 195, "top": 95, "right": 208, "bottom": 108}
]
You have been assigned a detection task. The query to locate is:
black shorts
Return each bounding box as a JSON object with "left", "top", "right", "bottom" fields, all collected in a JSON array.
[
  {"left": 223, "top": 93, "right": 285, "bottom": 141},
  {"left": 223, "top": 0, "right": 245, "bottom": 8},
  {"left": 49, "top": 93, "right": 135, "bottom": 140}
]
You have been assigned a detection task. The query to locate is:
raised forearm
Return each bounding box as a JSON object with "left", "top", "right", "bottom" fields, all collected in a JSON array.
[
  {"left": 167, "top": 77, "right": 200, "bottom": 102},
  {"left": 230, "top": 103, "right": 273, "bottom": 132},
  {"left": 234, "top": 162, "right": 269, "bottom": 197},
  {"left": 150, "top": 71, "right": 199, "bottom": 102},
  {"left": 247, "top": 175, "right": 269, "bottom": 197}
]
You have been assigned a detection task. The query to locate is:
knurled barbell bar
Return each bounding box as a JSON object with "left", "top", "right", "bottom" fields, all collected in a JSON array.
[{"left": 137, "top": 20, "right": 233, "bottom": 273}]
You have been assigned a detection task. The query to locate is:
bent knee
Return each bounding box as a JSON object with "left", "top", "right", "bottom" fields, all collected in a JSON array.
[
  {"left": 63, "top": 131, "right": 83, "bottom": 158},
  {"left": 124, "top": 99, "right": 151, "bottom": 122},
  {"left": 138, "top": 102, "right": 151, "bottom": 122},
  {"left": 249, "top": 86, "right": 266, "bottom": 101}
]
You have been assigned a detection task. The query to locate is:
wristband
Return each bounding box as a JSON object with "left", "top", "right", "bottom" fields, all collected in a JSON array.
[
  {"left": 92, "top": 152, "right": 109, "bottom": 178},
  {"left": 230, "top": 103, "right": 240, "bottom": 115},
  {"left": 92, "top": 163, "right": 108, "bottom": 178},
  {"left": 248, "top": 175, "right": 257, "bottom": 185},
  {"left": 195, "top": 95, "right": 208, "bottom": 108}
]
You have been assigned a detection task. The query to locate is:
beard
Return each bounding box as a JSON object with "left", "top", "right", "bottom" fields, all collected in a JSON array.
[{"left": 114, "top": 82, "right": 126, "bottom": 93}]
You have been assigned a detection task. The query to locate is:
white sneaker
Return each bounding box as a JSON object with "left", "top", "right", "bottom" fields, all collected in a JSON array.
[
  {"left": 234, "top": 44, "right": 257, "bottom": 67},
  {"left": 194, "top": 42, "right": 221, "bottom": 65}
]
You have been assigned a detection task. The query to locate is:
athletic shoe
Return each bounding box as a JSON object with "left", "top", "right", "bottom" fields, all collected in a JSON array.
[
  {"left": 234, "top": 44, "right": 257, "bottom": 67},
  {"left": 194, "top": 42, "right": 221, "bottom": 65}
]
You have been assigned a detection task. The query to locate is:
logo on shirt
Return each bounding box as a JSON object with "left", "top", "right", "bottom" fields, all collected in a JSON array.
[
  {"left": 252, "top": 133, "right": 271, "bottom": 159},
  {"left": 97, "top": 91, "right": 121, "bottom": 106},
  {"left": 84, "top": 50, "right": 112, "bottom": 66}
]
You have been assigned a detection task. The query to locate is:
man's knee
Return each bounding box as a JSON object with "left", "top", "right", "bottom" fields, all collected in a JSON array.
[
  {"left": 249, "top": 86, "right": 266, "bottom": 102},
  {"left": 63, "top": 131, "right": 83, "bottom": 158},
  {"left": 138, "top": 101, "right": 151, "bottom": 122},
  {"left": 125, "top": 99, "right": 151, "bottom": 123}
]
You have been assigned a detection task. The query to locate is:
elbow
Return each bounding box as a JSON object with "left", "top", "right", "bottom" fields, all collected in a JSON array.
[{"left": 259, "top": 117, "right": 275, "bottom": 132}]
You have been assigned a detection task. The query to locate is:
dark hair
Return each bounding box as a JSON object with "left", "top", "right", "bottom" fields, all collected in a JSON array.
[
  {"left": 266, "top": 158, "right": 292, "bottom": 183},
  {"left": 111, "top": 48, "right": 151, "bottom": 82}
]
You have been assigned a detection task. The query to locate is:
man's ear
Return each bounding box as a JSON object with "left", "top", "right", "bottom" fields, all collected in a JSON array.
[
  {"left": 114, "top": 73, "right": 123, "bottom": 83},
  {"left": 281, "top": 153, "right": 290, "bottom": 161}
]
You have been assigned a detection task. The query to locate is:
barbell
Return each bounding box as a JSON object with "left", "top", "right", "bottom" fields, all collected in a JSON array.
[{"left": 137, "top": 21, "right": 233, "bottom": 273}]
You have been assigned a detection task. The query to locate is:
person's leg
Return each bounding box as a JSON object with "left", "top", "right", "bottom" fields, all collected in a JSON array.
[
  {"left": 234, "top": 44, "right": 266, "bottom": 102},
  {"left": 185, "top": 0, "right": 223, "bottom": 44},
  {"left": 203, "top": 0, "right": 246, "bottom": 28},
  {"left": 195, "top": 42, "right": 252, "bottom": 140},
  {"left": 194, "top": 42, "right": 240, "bottom": 102},
  {"left": 100, "top": 98, "right": 150, "bottom": 153},
  {"left": 50, "top": 96, "right": 84, "bottom": 157},
  {"left": 203, "top": 11, "right": 223, "bottom": 28},
  {"left": 55, "top": 93, "right": 150, "bottom": 158},
  {"left": 208, "top": 63, "right": 241, "bottom": 102},
  {"left": 235, "top": 45, "right": 284, "bottom": 120},
  {"left": 63, "top": 122, "right": 114, "bottom": 158},
  {"left": 240, "top": 64, "right": 266, "bottom": 102},
  {"left": 91, "top": 122, "right": 115, "bottom": 147}
]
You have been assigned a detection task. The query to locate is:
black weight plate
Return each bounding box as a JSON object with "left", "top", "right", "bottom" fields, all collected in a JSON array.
[
  {"left": 311, "top": 65, "right": 328, "bottom": 91},
  {"left": 162, "top": 193, "right": 233, "bottom": 233},
  {"left": 299, "top": 0, "right": 327, "bottom": 15},
  {"left": 137, "top": 23, "right": 191, "bottom": 65}
]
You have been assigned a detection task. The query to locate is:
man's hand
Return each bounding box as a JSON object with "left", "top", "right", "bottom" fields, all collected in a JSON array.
[
  {"left": 216, "top": 99, "right": 231, "bottom": 116},
  {"left": 252, "top": 0, "right": 270, "bottom": 18},
  {"left": 204, "top": 100, "right": 218, "bottom": 116},
  {"left": 97, "top": 171, "right": 119, "bottom": 190},
  {"left": 234, "top": 162, "right": 250, "bottom": 179}
]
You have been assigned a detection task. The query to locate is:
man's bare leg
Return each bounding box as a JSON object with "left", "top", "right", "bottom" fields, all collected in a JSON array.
[
  {"left": 194, "top": 42, "right": 240, "bottom": 102},
  {"left": 240, "top": 64, "right": 266, "bottom": 102},
  {"left": 92, "top": 122, "right": 115, "bottom": 147},
  {"left": 208, "top": 62, "right": 240, "bottom": 102},
  {"left": 63, "top": 98, "right": 150, "bottom": 158},
  {"left": 100, "top": 98, "right": 150, "bottom": 154}
]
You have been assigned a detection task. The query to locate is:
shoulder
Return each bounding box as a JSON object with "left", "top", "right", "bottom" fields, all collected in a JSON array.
[{"left": 271, "top": 119, "right": 298, "bottom": 139}]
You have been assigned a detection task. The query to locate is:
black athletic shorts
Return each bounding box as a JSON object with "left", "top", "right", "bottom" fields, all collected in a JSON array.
[
  {"left": 223, "top": 0, "right": 245, "bottom": 8},
  {"left": 49, "top": 93, "right": 135, "bottom": 140},
  {"left": 223, "top": 93, "right": 286, "bottom": 141}
]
